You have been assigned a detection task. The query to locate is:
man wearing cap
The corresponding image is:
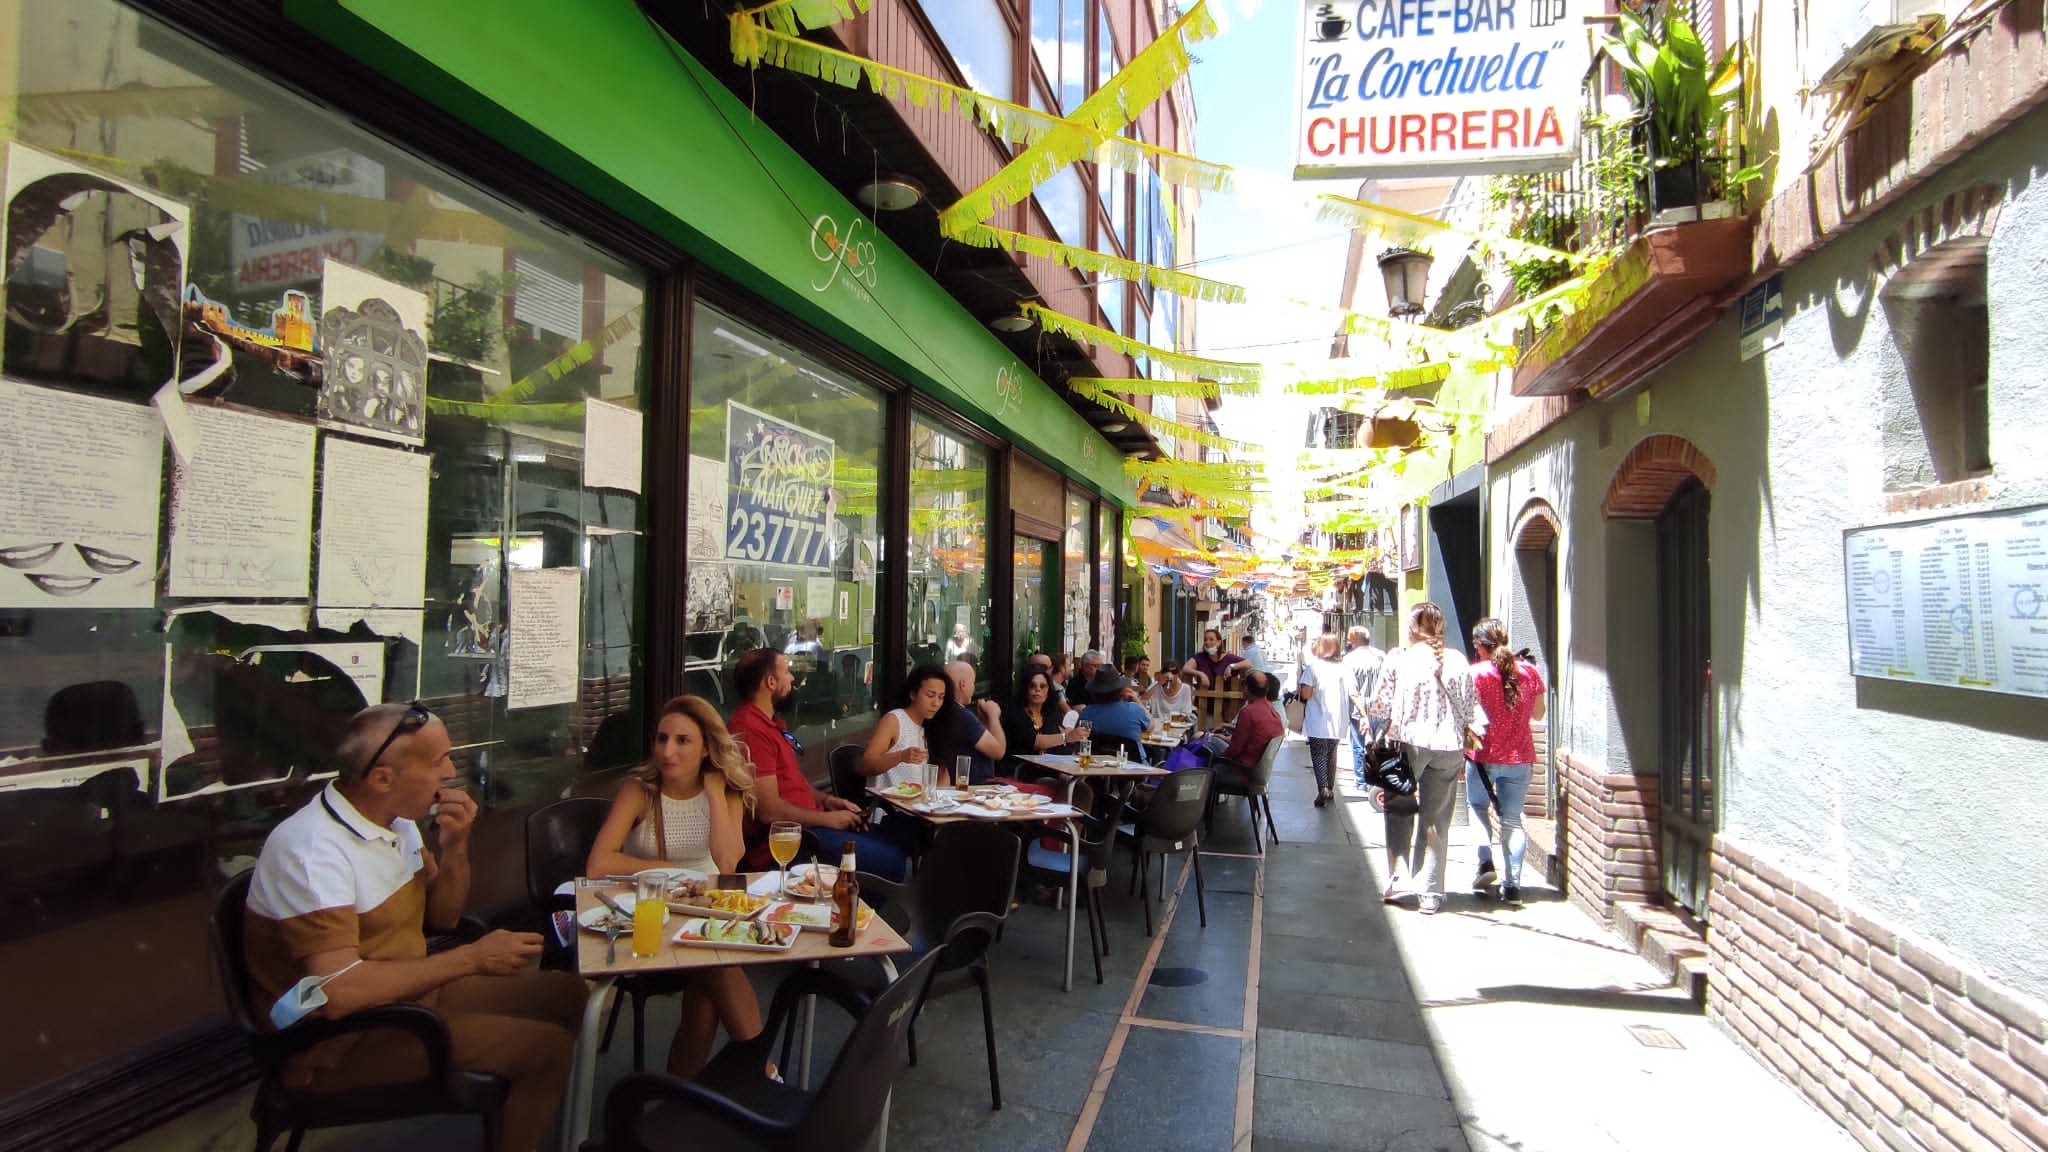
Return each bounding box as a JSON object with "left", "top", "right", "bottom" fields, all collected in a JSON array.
[
  {"left": 1077, "top": 667, "right": 1151, "bottom": 759},
  {"left": 242, "top": 702, "right": 588, "bottom": 1152}
]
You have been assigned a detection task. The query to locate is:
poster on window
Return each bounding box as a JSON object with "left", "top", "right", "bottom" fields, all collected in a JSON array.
[
  {"left": 317, "top": 261, "right": 428, "bottom": 446},
  {"left": 0, "top": 379, "right": 163, "bottom": 608},
  {"left": 725, "top": 401, "right": 835, "bottom": 568}
]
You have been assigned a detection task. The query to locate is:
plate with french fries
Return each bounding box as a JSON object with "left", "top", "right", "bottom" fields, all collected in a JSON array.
[{"left": 666, "top": 886, "right": 770, "bottom": 920}]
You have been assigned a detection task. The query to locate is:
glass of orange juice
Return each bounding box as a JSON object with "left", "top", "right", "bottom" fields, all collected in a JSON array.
[
  {"left": 631, "top": 874, "right": 665, "bottom": 958},
  {"left": 769, "top": 821, "right": 802, "bottom": 899}
]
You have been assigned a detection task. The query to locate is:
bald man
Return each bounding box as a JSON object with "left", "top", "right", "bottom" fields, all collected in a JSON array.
[
  {"left": 945, "top": 660, "right": 1007, "bottom": 784},
  {"left": 242, "top": 702, "right": 587, "bottom": 1152}
]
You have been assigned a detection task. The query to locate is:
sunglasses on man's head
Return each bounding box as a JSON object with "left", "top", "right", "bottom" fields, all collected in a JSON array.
[{"left": 361, "top": 701, "right": 432, "bottom": 776}]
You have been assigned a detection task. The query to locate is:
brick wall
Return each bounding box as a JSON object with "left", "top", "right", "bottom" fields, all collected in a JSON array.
[
  {"left": 1559, "top": 750, "right": 1660, "bottom": 924},
  {"left": 1709, "top": 837, "right": 2048, "bottom": 1152}
]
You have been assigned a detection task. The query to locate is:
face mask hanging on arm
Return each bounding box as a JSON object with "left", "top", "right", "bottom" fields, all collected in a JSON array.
[{"left": 269, "top": 959, "right": 364, "bottom": 1030}]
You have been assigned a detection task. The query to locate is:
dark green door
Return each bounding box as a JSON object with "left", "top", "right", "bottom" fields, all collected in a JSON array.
[{"left": 1656, "top": 478, "right": 1714, "bottom": 914}]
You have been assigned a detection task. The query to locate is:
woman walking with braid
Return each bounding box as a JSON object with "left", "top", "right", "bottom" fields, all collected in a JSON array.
[
  {"left": 1369, "top": 603, "right": 1484, "bottom": 914},
  {"left": 1465, "top": 618, "right": 1545, "bottom": 904}
]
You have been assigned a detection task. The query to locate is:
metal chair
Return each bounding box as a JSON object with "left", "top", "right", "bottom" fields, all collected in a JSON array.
[
  {"left": 1122, "top": 768, "right": 1212, "bottom": 937},
  {"left": 1208, "top": 735, "right": 1283, "bottom": 853},
  {"left": 584, "top": 933, "right": 954, "bottom": 1152},
  {"left": 1023, "top": 782, "right": 1118, "bottom": 984},
  {"left": 209, "top": 871, "right": 506, "bottom": 1152},
  {"left": 853, "top": 821, "right": 1021, "bottom": 1109}
]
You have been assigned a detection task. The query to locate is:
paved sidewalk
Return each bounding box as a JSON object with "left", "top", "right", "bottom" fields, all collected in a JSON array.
[{"left": 1250, "top": 736, "right": 1860, "bottom": 1152}]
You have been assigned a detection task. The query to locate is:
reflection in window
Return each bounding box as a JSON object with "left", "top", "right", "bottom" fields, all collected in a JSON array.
[
  {"left": 1099, "top": 277, "right": 1127, "bottom": 335},
  {"left": 1061, "top": 0, "right": 1089, "bottom": 113},
  {"left": 687, "top": 306, "right": 887, "bottom": 753},
  {"left": 1098, "top": 503, "right": 1116, "bottom": 656},
  {"left": 924, "top": 0, "right": 1015, "bottom": 99},
  {"left": 1015, "top": 536, "right": 1057, "bottom": 659},
  {"left": 0, "top": 0, "right": 645, "bottom": 1102},
  {"left": 1040, "top": 165, "right": 1088, "bottom": 249},
  {"left": 1031, "top": 0, "right": 1064, "bottom": 104},
  {"left": 908, "top": 417, "right": 991, "bottom": 687},
  {"left": 1065, "top": 491, "right": 1091, "bottom": 655}
]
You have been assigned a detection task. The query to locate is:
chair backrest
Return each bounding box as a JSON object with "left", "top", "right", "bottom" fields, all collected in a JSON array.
[
  {"left": 1245, "top": 735, "right": 1285, "bottom": 788},
  {"left": 209, "top": 869, "right": 264, "bottom": 1035},
  {"left": 906, "top": 822, "right": 1021, "bottom": 963},
  {"left": 827, "top": 743, "right": 865, "bottom": 803},
  {"left": 1137, "top": 768, "right": 1212, "bottom": 850},
  {"left": 1096, "top": 733, "right": 1146, "bottom": 764},
  {"left": 525, "top": 796, "right": 610, "bottom": 905},
  {"left": 791, "top": 943, "right": 947, "bottom": 1150}
]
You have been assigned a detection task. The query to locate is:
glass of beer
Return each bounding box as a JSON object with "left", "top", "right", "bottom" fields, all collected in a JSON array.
[
  {"left": 769, "top": 820, "right": 802, "bottom": 899},
  {"left": 631, "top": 873, "right": 664, "bottom": 958}
]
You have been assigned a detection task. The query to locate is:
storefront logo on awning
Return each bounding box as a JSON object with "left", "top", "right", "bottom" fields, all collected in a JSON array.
[{"left": 809, "top": 212, "right": 878, "bottom": 302}]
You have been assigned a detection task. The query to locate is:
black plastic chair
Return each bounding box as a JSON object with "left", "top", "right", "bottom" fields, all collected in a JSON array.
[
  {"left": 1023, "top": 782, "right": 1118, "bottom": 984},
  {"left": 1208, "top": 735, "right": 1283, "bottom": 853},
  {"left": 1091, "top": 733, "right": 1149, "bottom": 764},
  {"left": 210, "top": 871, "right": 506, "bottom": 1152},
  {"left": 1122, "top": 768, "right": 1212, "bottom": 937},
  {"left": 853, "top": 821, "right": 1021, "bottom": 1109},
  {"left": 825, "top": 742, "right": 868, "bottom": 810},
  {"left": 583, "top": 933, "right": 954, "bottom": 1152}
]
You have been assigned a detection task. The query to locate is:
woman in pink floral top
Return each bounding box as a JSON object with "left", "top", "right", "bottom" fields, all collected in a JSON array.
[{"left": 1466, "top": 618, "right": 1546, "bottom": 904}]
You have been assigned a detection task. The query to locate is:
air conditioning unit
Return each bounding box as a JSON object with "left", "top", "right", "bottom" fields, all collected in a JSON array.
[{"left": 1811, "top": 0, "right": 1948, "bottom": 93}]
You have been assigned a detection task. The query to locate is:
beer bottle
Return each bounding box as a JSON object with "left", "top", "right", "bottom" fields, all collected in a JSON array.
[{"left": 828, "top": 840, "right": 859, "bottom": 948}]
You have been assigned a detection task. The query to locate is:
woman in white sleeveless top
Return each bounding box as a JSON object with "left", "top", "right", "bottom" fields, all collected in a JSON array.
[
  {"left": 859, "top": 664, "right": 949, "bottom": 788},
  {"left": 586, "top": 695, "right": 761, "bottom": 1078}
]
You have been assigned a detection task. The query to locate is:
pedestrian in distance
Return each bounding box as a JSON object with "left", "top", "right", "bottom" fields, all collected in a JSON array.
[
  {"left": 1466, "top": 618, "right": 1545, "bottom": 905},
  {"left": 1341, "top": 625, "right": 1386, "bottom": 790},
  {"left": 1295, "top": 632, "right": 1350, "bottom": 807},
  {"left": 1369, "top": 602, "right": 1485, "bottom": 915}
]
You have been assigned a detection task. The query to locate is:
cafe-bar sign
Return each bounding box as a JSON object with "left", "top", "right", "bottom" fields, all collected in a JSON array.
[{"left": 1293, "top": 1, "right": 1592, "bottom": 179}]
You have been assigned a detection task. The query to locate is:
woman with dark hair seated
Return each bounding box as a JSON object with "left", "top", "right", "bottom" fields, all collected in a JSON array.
[{"left": 1003, "top": 666, "right": 1086, "bottom": 782}]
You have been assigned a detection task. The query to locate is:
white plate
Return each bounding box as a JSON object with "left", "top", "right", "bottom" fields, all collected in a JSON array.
[
  {"left": 672, "top": 917, "right": 799, "bottom": 952},
  {"left": 576, "top": 893, "right": 668, "bottom": 934}
]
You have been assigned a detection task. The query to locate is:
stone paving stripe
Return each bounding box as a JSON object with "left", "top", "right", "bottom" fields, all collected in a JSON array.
[
  {"left": 1255, "top": 1027, "right": 1451, "bottom": 1098},
  {"left": 1066, "top": 854, "right": 1194, "bottom": 1152},
  {"left": 1233, "top": 856, "right": 1265, "bottom": 1152},
  {"left": 1118, "top": 1015, "right": 1246, "bottom": 1039}
]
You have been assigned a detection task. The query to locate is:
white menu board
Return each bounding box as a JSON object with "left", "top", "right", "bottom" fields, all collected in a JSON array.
[{"left": 1843, "top": 505, "right": 2048, "bottom": 697}]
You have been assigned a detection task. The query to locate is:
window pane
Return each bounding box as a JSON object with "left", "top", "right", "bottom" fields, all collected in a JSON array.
[
  {"left": 924, "top": 0, "right": 1014, "bottom": 99},
  {"left": 1061, "top": 0, "right": 1089, "bottom": 113},
  {"left": 1098, "top": 503, "right": 1115, "bottom": 656},
  {"left": 1040, "top": 165, "right": 1088, "bottom": 249},
  {"left": 1031, "top": 0, "right": 1063, "bottom": 104},
  {"left": 908, "top": 416, "right": 991, "bottom": 691},
  {"left": 1099, "top": 276, "right": 1126, "bottom": 335},
  {"left": 688, "top": 307, "right": 887, "bottom": 753},
  {"left": 0, "top": 0, "right": 646, "bottom": 1099},
  {"left": 1133, "top": 300, "right": 1151, "bottom": 377},
  {"left": 1065, "top": 492, "right": 1091, "bottom": 654}
]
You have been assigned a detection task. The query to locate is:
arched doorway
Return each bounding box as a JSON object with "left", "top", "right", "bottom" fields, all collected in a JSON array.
[
  {"left": 1604, "top": 435, "right": 1717, "bottom": 915},
  {"left": 1510, "top": 501, "right": 1563, "bottom": 876}
]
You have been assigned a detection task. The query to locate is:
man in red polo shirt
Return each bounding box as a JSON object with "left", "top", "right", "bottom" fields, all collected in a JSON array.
[{"left": 729, "top": 648, "right": 909, "bottom": 880}]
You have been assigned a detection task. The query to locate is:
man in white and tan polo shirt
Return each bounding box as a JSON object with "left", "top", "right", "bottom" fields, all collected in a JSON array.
[{"left": 243, "top": 702, "right": 587, "bottom": 1152}]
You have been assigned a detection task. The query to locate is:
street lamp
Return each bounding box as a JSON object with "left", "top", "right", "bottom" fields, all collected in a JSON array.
[{"left": 1377, "top": 247, "right": 1433, "bottom": 320}]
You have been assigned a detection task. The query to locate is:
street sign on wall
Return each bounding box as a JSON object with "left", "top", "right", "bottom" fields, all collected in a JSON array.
[{"left": 1292, "top": 0, "right": 1594, "bottom": 179}]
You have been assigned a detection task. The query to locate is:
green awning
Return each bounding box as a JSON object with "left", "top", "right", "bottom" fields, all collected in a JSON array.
[{"left": 287, "top": 0, "right": 1133, "bottom": 502}]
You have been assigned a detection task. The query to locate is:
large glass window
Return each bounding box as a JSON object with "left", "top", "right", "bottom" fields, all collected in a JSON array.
[
  {"left": 1061, "top": 0, "right": 1090, "bottom": 113},
  {"left": 1098, "top": 503, "right": 1116, "bottom": 656},
  {"left": 687, "top": 307, "right": 887, "bottom": 755},
  {"left": 907, "top": 415, "right": 991, "bottom": 686},
  {"left": 1064, "top": 491, "right": 1092, "bottom": 654},
  {"left": 1099, "top": 276, "right": 1127, "bottom": 335},
  {"left": 1030, "top": 0, "right": 1065, "bottom": 102},
  {"left": 924, "top": 0, "right": 1015, "bottom": 100},
  {"left": 1041, "top": 164, "right": 1089, "bottom": 250},
  {"left": 0, "top": 0, "right": 646, "bottom": 1101}
]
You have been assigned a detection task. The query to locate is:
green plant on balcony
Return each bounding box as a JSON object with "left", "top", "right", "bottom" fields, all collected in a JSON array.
[
  {"left": 1599, "top": 5, "right": 1761, "bottom": 207},
  {"left": 1484, "top": 115, "right": 1644, "bottom": 308}
]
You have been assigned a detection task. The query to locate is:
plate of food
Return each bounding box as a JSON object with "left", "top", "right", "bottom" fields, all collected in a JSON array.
[
  {"left": 761, "top": 900, "right": 876, "bottom": 932},
  {"left": 673, "top": 917, "right": 798, "bottom": 952},
  {"left": 576, "top": 893, "right": 667, "bottom": 934},
  {"left": 878, "top": 781, "right": 925, "bottom": 800},
  {"left": 668, "top": 887, "right": 769, "bottom": 920},
  {"left": 967, "top": 783, "right": 1016, "bottom": 799},
  {"left": 995, "top": 792, "right": 1050, "bottom": 812},
  {"left": 785, "top": 863, "right": 840, "bottom": 899},
  {"left": 1082, "top": 755, "right": 1127, "bottom": 769}
]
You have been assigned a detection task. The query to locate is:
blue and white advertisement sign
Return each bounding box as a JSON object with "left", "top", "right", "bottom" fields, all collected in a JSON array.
[
  {"left": 1292, "top": 1, "right": 1593, "bottom": 178},
  {"left": 725, "top": 401, "right": 837, "bottom": 569}
]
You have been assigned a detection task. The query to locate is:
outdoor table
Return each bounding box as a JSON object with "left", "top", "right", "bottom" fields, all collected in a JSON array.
[
  {"left": 867, "top": 785, "right": 1091, "bottom": 991},
  {"left": 563, "top": 874, "right": 912, "bottom": 1149},
  {"left": 1140, "top": 721, "right": 1198, "bottom": 752}
]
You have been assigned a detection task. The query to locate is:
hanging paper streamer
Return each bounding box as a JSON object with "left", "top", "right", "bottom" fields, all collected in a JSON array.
[
  {"left": 1282, "top": 362, "right": 1451, "bottom": 395},
  {"left": 1314, "top": 195, "right": 1589, "bottom": 269},
  {"left": 1064, "top": 375, "right": 1257, "bottom": 399},
  {"left": 737, "top": 0, "right": 872, "bottom": 35},
  {"left": 425, "top": 397, "right": 586, "bottom": 425},
  {"left": 947, "top": 222, "right": 1245, "bottom": 303},
  {"left": 1067, "top": 383, "right": 1256, "bottom": 453},
  {"left": 1022, "top": 303, "right": 1260, "bottom": 384},
  {"left": 938, "top": 1, "right": 1221, "bottom": 234}
]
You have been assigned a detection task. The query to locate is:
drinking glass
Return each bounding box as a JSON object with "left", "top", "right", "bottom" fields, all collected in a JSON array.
[
  {"left": 954, "top": 755, "right": 972, "bottom": 788},
  {"left": 1076, "top": 738, "right": 1092, "bottom": 762},
  {"left": 631, "top": 873, "right": 665, "bottom": 958},
  {"left": 769, "top": 820, "right": 802, "bottom": 899}
]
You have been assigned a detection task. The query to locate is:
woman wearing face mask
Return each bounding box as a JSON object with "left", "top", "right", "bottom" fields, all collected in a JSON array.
[
  {"left": 1182, "top": 628, "right": 1242, "bottom": 689},
  {"left": 1368, "top": 603, "right": 1484, "bottom": 915},
  {"left": 585, "top": 695, "right": 761, "bottom": 1078},
  {"left": 860, "top": 664, "right": 952, "bottom": 788},
  {"left": 1466, "top": 618, "right": 1545, "bottom": 904}
]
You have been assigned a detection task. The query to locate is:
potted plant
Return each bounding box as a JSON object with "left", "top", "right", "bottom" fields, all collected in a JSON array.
[{"left": 1599, "top": 6, "right": 1755, "bottom": 210}]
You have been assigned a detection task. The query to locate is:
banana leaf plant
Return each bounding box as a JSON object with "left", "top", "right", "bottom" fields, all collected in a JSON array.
[{"left": 1599, "top": 5, "right": 1760, "bottom": 201}]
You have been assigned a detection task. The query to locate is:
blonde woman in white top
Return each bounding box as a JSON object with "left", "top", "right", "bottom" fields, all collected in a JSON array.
[
  {"left": 1369, "top": 603, "right": 1485, "bottom": 914},
  {"left": 586, "top": 694, "right": 761, "bottom": 1078}
]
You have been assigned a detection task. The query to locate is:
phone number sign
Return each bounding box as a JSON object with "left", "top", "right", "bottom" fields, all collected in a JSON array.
[{"left": 725, "top": 401, "right": 836, "bottom": 569}]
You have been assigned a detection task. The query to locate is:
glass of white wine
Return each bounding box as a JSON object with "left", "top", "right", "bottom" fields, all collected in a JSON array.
[{"left": 768, "top": 820, "right": 802, "bottom": 900}]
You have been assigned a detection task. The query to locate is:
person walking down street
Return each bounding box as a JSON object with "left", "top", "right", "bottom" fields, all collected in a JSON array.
[
  {"left": 1466, "top": 618, "right": 1545, "bottom": 905},
  {"left": 584, "top": 694, "right": 763, "bottom": 1078},
  {"left": 241, "top": 703, "right": 588, "bottom": 1152},
  {"left": 1340, "top": 625, "right": 1385, "bottom": 790},
  {"left": 1369, "top": 603, "right": 1485, "bottom": 915},
  {"left": 1296, "top": 632, "right": 1350, "bottom": 807}
]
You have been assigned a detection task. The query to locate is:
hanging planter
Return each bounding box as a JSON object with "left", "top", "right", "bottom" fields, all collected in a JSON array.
[{"left": 1365, "top": 399, "right": 1437, "bottom": 450}]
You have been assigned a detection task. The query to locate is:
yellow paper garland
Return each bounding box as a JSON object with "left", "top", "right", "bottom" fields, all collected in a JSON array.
[
  {"left": 946, "top": 221, "right": 1245, "bottom": 304},
  {"left": 1023, "top": 303, "right": 1260, "bottom": 384}
]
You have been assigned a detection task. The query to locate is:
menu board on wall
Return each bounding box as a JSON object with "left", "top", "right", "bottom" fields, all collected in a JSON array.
[
  {"left": 1843, "top": 505, "right": 2048, "bottom": 698},
  {"left": 725, "top": 401, "right": 835, "bottom": 568}
]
